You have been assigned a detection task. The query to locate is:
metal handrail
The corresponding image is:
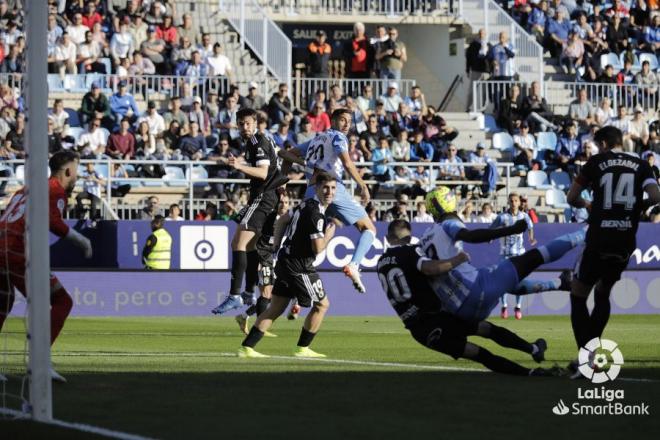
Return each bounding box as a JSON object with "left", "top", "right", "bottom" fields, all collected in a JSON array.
[{"left": 256, "top": 0, "right": 462, "bottom": 17}]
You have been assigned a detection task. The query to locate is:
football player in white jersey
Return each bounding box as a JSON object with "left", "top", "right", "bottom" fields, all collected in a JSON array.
[
  {"left": 279, "top": 108, "right": 376, "bottom": 293},
  {"left": 418, "top": 187, "right": 577, "bottom": 322}
]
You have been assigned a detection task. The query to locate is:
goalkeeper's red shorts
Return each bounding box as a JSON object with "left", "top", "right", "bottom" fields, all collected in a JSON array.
[{"left": 0, "top": 256, "right": 62, "bottom": 298}]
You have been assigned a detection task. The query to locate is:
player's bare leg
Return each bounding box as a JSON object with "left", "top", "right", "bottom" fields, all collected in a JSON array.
[
  {"left": 294, "top": 296, "right": 329, "bottom": 358},
  {"left": 213, "top": 230, "right": 257, "bottom": 315},
  {"left": 238, "top": 295, "right": 289, "bottom": 358},
  {"left": 343, "top": 217, "right": 375, "bottom": 294}
]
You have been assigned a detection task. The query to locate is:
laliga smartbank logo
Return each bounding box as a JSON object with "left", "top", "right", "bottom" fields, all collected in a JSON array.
[{"left": 551, "top": 338, "right": 650, "bottom": 417}]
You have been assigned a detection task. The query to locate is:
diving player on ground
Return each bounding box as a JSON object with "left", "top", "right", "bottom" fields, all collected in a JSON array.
[
  {"left": 239, "top": 172, "right": 337, "bottom": 358},
  {"left": 279, "top": 108, "right": 376, "bottom": 293},
  {"left": 378, "top": 220, "right": 556, "bottom": 376},
  {"left": 566, "top": 126, "right": 660, "bottom": 377},
  {"left": 0, "top": 151, "right": 93, "bottom": 383},
  {"left": 212, "top": 108, "right": 288, "bottom": 315}
]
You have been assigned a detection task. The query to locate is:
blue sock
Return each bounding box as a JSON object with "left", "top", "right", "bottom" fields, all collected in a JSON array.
[
  {"left": 538, "top": 228, "right": 585, "bottom": 263},
  {"left": 350, "top": 229, "right": 375, "bottom": 266},
  {"left": 514, "top": 279, "right": 561, "bottom": 295}
]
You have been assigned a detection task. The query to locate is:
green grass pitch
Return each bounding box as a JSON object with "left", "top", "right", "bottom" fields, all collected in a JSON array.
[{"left": 1, "top": 315, "right": 659, "bottom": 439}]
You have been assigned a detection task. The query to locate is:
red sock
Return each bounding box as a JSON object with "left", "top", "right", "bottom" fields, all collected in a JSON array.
[{"left": 50, "top": 288, "right": 73, "bottom": 345}]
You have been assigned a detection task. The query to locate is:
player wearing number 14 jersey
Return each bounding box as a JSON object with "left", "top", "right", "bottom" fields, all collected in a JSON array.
[{"left": 566, "top": 126, "right": 660, "bottom": 367}]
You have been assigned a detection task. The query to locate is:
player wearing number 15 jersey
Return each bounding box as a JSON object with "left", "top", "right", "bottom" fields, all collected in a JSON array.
[
  {"left": 239, "top": 172, "right": 337, "bottom": 359},
  {"left": 566, "top": 126, "right": 660, "bottom": 362},
  {"left": 280, "top": 109, "right": 377, "bottom": 294}
]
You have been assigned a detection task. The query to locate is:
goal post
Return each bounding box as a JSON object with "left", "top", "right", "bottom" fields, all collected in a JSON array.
[{"left": 25, "top": 0, "right": 52, "bottom": 422}]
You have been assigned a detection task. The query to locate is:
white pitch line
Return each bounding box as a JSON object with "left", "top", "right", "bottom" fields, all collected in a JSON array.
[{"left": 0, "top": 407, "right": 153, "bottom": 440}]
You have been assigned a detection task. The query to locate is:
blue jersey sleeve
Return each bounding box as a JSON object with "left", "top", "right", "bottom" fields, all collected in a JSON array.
[
  {"left": 441, "top": 219, "right": 465, "bottom": 240},
  {"left": 524, "top": 212, "right": 534, "bottom": 229},
  {"left": 332, "top": 133, "right": 349, "bottom": 155}
]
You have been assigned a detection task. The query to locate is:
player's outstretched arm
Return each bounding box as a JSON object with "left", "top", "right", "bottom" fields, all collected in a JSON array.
[
  {"left": 277, "top": 148, "right": 305, "bottom": 166},
  {"left": 339, "top": 151, "right": 370, "bottom": 204},
  {"left": 420, "top": 252, "right": 470, "bottom": 276},
  {"left": 455, "top": 220, "right": 528, "bottom": 243}
]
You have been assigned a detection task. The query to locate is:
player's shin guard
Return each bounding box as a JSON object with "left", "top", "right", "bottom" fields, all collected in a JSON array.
[
  {"left": 513, "top": 278, "right": 560, "bottom": 295},
  {"left": 230, "top": 250, "right": 248, "bottom": 295},
  {"left": 350, "top": 229, "right": 375, "bottom": 266},
  {"left": 570, "top": 295, "right": 591, "bottom": 349},
  {"left": 590, "top": 287, "right": 611, "bottom": 340},
  {"left": 245, "top": 305, "right": 257, "bottom": 317},
  {"left": 472, "top": 347, "right": 530, "bottom": 376},
  {"left": 256, "top": 296, "right": 270, "bottom": 317},
  {"left": 484, "top": 322, "right": 533, "bottom": 354},
  {"left": 537, "top": 229, "right": 585, "bottom": 263},
  {"left": 50, "top": 288, "right": 73, "bottom": 345},
  {"left": 242, "top": 326, "right": 265, "bottom": 348},
  {"left": 297, "top": 327, "right": 316, "bottom": 347},
  {"left": 244, "top": 251, "right": 259, "bottom": 295}
]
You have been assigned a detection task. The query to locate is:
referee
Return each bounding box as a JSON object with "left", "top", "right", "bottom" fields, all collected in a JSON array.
[
  {"left": 239, "top": 172, "right": 337, "bottom": 358},
  {"left": 212, "top": 108, "right": 288, "bottom": 315}
]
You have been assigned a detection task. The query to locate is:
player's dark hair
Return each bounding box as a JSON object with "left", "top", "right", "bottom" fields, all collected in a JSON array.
[
  {"left": 594, "top": 126, "right": 623, "bottom": 150},
  {"left": 152, "top": 215, "right": 165, "bottom": 229},
  {"left": 387, "top": 219, "right": 412, "bottom": 243},
  {"left": 315, "top": 171, "right": 334, "bottom": 187},
  {"left": 237, "top": 108, "right": 258, "bottom": 121},
  {"left": 49, "top": 150, "right": 79, "bottom": 174},
  {"left": 331, "top": 108, "right": 352, "bottom": 123}
]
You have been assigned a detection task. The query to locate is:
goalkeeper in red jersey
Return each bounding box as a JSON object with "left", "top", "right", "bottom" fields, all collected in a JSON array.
[{"left": 0, "top": 151, "right": 92, "bottom": 383}]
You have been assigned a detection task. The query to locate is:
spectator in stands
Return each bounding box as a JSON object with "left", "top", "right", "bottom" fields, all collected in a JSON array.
[
  {"left": 488, "top": 32, "right": 515, "bottom": 80},
  {"left": 377, "top": 26, "right": 407, "bottom": 80},
  {"left": 244, "top": 82, "right": 265, "bottom": 111},
  {"left": 307, "top": 30, "right": 331, "bottom": 78},
  {"left": 409, "top": 129, "right": 433, "bottom": 162},
  {"left": 617, "top": 59, "right": 636, "bottom": 85},
  {"left": 527, "top": 1, "right": 548, "bottom": 43},
  {"left": 47, "top": 14, "right": 63, "bottom": 57},
  {"left": 607, "top": 105, "right": 632, "bottom": 151},
  {"left": 166, "top": 204, "right": 184, "bottom": 221},
  {"left": 189, "top": 96, "right": 212, "bottom": 136},
  {"left": 163, "top": 95, "right": 188, "bottom": 131},
  {"left": 134, "top": 120, "right": 156, "bottom": 158},
  {"left": 110, "top": 21, "right": 134, "bottom": 67},
  {"left": 380, "top": 82, "right": 403, "bottom": 113},
  {"left": 273, "top": 120, "right": 296, "bottom": 149},
  {"left": 497, "top": 84, "right": 523, "bottom": 134},
  {"left": 77, "top": 30, "right": 105, "bottom": 73},
  {"left": 370, "top": 25, "right": 388, "bottom": 78},
  {"left": 204, "top": 92, "right": 220, "bottom": 121},
  {"left": 597, "top": 64, "right": 617, "bottom": 84},
  {"left": 137, "top": 101, "right": 166, "bottom": 137},
  {"left": 356, "top": 84, "right": 375, "bottom": 119},
  {"left": 77, "top": 117, "right": 109, "bottom": 158},
  {"left": 521, "top": 80, "right": 555, "bottom": 132},
  {"left": 520, "top": 195, "right": 539, "bottom": 223},
  {"left": 179, "top": 120, "right": 206, "bottom": 160},
  {"left": 568, "top": 88, "right": 595, "bottom": 132},
  {"left": 50, "top": 33, "right": 77, "bottom": 76},
  {"left": 372, "top": 135, "right": 395, "bottom": 182},
  {"left": 80, "top": 82, "right": 111, "bottom": 128},
  {"left": 141, "top": 25, "right": 167, "bottom": 73},
  {"left": 107, "top": 117, "right": 135, "bottom": 160},
  {"left": 268, "top": 82, "right": 294, "bottom": 127},
  {"left": 561, "top": 31, "right": 584, "bottom": 75},
  {"left": 205, "top": 42, "right": 233, "bottom": 84},
  {"left": 81, "top": 1, "right": 103, "bottom": 30},
  {"left": 328, "top": 84, "right": 346, "bottom": 107},
  {"left": 635, "top": 61, "right": 659, "bottom": 107},
  {"left": 391, "top": 129, "right": 410, "bottom": 161},
  {"left": 423, "top": 112, "right": 458, "bottom": 149},
  {"left": 629, "top": 106, "right": 650, "bottom": 153},
  {"left": 595, "top": 97, "right": 614, "bottom": 126},
  {"left": 306, "top": 102, "right": 331, "bottom": 133},
  {"left": 141, "top": 196, "right": 161, "bottom": 220},
  {"left": 162, "top": 120, "right": 181, "bottom": 153},
  {"left": 554, "top": 121, "right": 581, "bottom": 170},
  {"left": 197, "top": 33, "right": 214, "bottom": 59},
  {"left": 644, "top": 151, "right": 660, "bottom": 182},
  {"left": 404, "top": 85, "right": 427, "bottom": 122},
  {"left": 384, "top": 194, "right": 411, "bottom": 222},
  {"left": 606, "top": 14, "right": 629, "bottom": 55},
  {"left": 579, "top": 124, "right": 600, "bottom": 158},
  {"left": 47, "top": 118, "right": 63, "bottom": 154},
  {"left": 145, "top": 1, "right": 165, "bottom": 27},
  {"left": 439, "top": 143, "right": 465, "bottom": 180},
  {"left": 410, "top": 200, "right": 433, "bottom": 223},
  {"left": 130, "top": 51, "right": 155, "bottom": 77},
  {"left": 178, "top": 13, "right": 199, "bottom": 45},
  {"left": 465, "top": 28, "right": 490, "bottom": 111},
  {"left": 349, "top": 22, "right": 369, "bottom": 78},
  {"left": 207, "top": 135, "right": 242, "bottom": 198},
  {"left": 48, "top": 99, "right": 70, "bottom": 138},
  {"left": 359, "top": 114, "right": 383, "bottom": 157},
  {"left": 476, "top": 202, "right": 497, "bottom": 223},
  {"left": 641, "top": 15, "right": 659, "bottom": 55},
  {"left": 76, "top": 162, "right": 104, "bottom": 220},
  {"left": 67, "top": 12, "right": 89, "bottom": 46},
  {"left": 156, "top": 15, "right": 177, "bottom": 47},
  {"left": 513, "top": 121, "right": 539, "bottom": 171},
  {"left": 297, "top": 118, "right": 315, "bottom": 145},
  {"left": 544, "top": 7, "right": 571, "bottom": 62},
  {"left": 459, "top": 200, "right": 477, "bottom": 223},
  {"left": 110, "top": 80, "right": 139, "bottom": 124},
  {"left": 2, "top": 136, "right": 21, "bottom": 159}
]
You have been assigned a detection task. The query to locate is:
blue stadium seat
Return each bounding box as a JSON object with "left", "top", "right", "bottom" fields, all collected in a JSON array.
[
  {"left": 639, "top": 53, "right": 659, "bottom": 71},
  {"left": 549, "top": 170, "right": 571, "bottom": 191},
  {"left": 483, "top": 114, "right": 500, "bottom": 133},
  {"left": 186, "top": 166, "right": 208, "bottom": 187},
  {"left": 527, "top": 170, "right": 552, "bottom": 189},
  {"left": 536, "top": 131, "right": 557, "bottom": 151},
  {"left": 545, "top": 188, "right": 570, "bottom": 209},
  {"left": 163, "top": 166, "right": 187, "bottom": 187},
  {"left": 68, "top": 127, "right": 85, "bottom": 145},
  {"left": 65, "top": 108, "right": 81, "bottom": 127},
  {"left": 599, "top": 53, "right": 622, "bottom": 71},
  {"left": 492, "top": 132, "right": 513, "bottom": 151},
  {"left": 47, "top": 74, "right": 64, "bottom": 92}
]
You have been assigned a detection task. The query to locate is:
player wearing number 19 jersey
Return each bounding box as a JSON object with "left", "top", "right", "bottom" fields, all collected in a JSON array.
[
  {"left": 291, "top": 109, "right": 377, "bottom": 294},
  {"left": 567, "top": 126, "right": 660, "bottom": 360}
]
